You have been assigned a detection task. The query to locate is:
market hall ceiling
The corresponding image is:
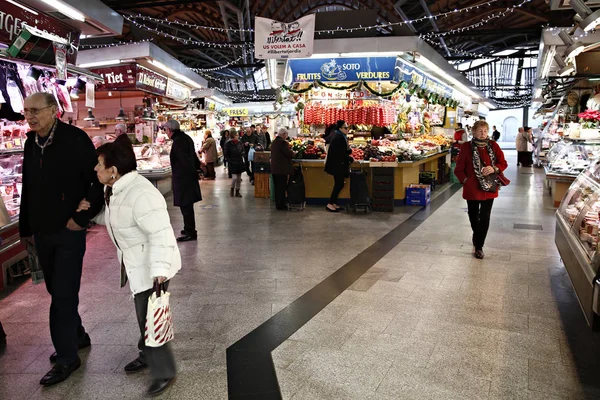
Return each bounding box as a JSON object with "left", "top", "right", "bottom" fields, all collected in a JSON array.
[{"left": 92, "top": 0, "right": 577, "bottom": 104}]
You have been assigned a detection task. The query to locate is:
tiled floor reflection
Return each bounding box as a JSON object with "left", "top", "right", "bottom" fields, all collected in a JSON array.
[
  {"left": 0, "top": 165, "right": 416, "bottom": 399},
  {"left": 274, "top": 152, "right": 600, "bottom": 400}
]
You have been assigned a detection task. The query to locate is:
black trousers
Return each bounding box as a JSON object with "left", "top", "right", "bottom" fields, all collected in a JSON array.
[
  {"left": 467, "top": 199, "right": 494, "bottom": 250},
  {"left": 329, "top": 174, "right": 345, "bottom": 204},
  {"left": 180, "top": 204, "right": 196, "bottom": 237},
  {"left": 205, "top": 162, "right": 215, "bottom": 179},
  {"left": 34, "top": 228, "right": 87, "bottom": 366},
  {"left": 134, "top": 281, "right": 177, "bottom": 380},
  {"left": 272, "top": 174, "right": 289, "bottom": 210},
  {"left": 517, "top": 151, "right": 533, "bottom": 166}
]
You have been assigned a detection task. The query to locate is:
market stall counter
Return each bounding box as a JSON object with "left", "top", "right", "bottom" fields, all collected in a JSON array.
[{"left": 294, "top": 150, "right": 450, "bottom": 205}]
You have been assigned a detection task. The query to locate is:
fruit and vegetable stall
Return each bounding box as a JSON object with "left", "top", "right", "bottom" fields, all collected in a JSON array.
[{"left": 289, "top": 136, "right": 451, "bottom": 205}]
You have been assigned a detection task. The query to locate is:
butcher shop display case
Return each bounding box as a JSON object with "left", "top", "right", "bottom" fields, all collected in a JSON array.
[
  {"left": 556, "top": 161, "right": 600, "bottom": 329},
  {"left": 0, "top": 150, "right": 27, "bottom": 290},
  {"left": 133, "top": 144, "right": 172, "bottom": 196},
  {"left": 546, "top": 142, "right": 600, "bottom": 177}
]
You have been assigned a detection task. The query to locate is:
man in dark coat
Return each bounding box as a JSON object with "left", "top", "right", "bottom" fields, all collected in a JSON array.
[
  {"left": 240, "top": 126, "right": 258, "bottom": 184},
  {"left": 270, "top": 128, "right": 296, "bottom": 210},
  {"left": 325, "top": 120, "right": 353, "bottom": 212},
  {"left": 163, "top": 120, "right": 202, "bottom": 242},
  {"left": 20, "top": 93, "right": 104, "bottom": 386}
]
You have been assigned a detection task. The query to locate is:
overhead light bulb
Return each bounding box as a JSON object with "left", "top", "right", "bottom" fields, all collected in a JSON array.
[
  {"left": 6, "top": 0, "right": 38, "bottom": 15},
  {"left": 84, "top": 108, "right": 96, "bottom": 121},
  {"left": 558, "top": 30, "right": 585, "bottom": 60},
  {"left": 554, "top": 54, "right": 576, "bottom": 77},
  {"left": 40, "top": 0, "right": 85, "bottom": 22},
  {"left": 570, "top": 0, "right": 600, "bottom": 32}
]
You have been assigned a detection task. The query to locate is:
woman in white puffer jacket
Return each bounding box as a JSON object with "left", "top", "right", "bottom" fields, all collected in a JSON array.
[{"left": 77, "top": 141, "right": 179, "bottom": 397}]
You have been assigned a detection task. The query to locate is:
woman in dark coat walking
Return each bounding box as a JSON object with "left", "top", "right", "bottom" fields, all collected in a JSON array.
[
  {"left": 164, "top": 120, "right": 202, "bottom": 241},
  {"left": 224, "top": 130, "right": 245, "bottom": 198},
  {"left": 454, "top": 120, "right": 508, "bottom": 259},
  {"left": 325, "top": 120, "right": 353, "bottom": 212}
]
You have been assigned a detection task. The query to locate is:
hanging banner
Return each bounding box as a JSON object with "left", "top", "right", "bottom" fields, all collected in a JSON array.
[
  {"left": 85, "top": 82, "right": 95, "bottom": 108},
  {"left": 288, "top": 57, "right": 397, "bottom": 83},
  {"left": 255, "top": 15, "right": 315, "bottom": 59},
  {"left": 394, "top": 58, "right": 453, "bottom": 98}
]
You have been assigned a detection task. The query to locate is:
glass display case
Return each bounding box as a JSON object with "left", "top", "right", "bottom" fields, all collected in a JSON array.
[
  {"left": 134, "top": 144, "right": 172, "bottom": 176},
  {"left": 0, "top": 150, "right": 23, "bottom": 225},
  {"left": 547, "top": 142, "right": 600, "bottom": 176},
  {"left": 556, "top": 161, "right": 600, "bottom": 329}
]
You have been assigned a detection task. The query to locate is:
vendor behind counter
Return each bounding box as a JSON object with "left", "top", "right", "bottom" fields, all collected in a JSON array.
[{"left": 371, "top": 126, "right": 392, "bottom": 140}]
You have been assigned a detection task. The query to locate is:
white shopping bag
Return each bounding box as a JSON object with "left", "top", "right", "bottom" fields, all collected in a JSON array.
[{"left": 145, "top": 284, "right": 174, "bottom": 347}]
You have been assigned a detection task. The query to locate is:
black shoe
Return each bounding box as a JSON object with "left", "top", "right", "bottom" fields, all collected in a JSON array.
[
  {"left": 475, "top": 249, "right": 485, "bottom": 259},
  {"left": 325, "top": 206, "right": 338, "bottom": 212},
  {"left": 147, "top": 377, "right": 176, "bottom": 397},
  {"left": 40, "top": 358, "right": 81, "bottom": 386},
  {"left": 176, "top": 235, "right": 197, "bottom": 242},
  {"left": 49, "top": 333, "right": 91, "bottom": 363},
  {"left": 124, "top": 357, "right": 147, "bottom": 374}
]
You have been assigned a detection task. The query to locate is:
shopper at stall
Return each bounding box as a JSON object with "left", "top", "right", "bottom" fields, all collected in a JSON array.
[
  {"left": 454, "top": 120, "right": 508, "bottom": 260},
  {"left": 271, "top": 128, "right": 296, "bottom": 211},
  {"left": 113, "top": 123, "right": 131, "bottom": 147},
  {"left": 77, "top": 141, "right": 179, "bottom": 397},
  {"left": 220, "top": 130, "right": 229, "bottom": 174},
  {"left": 19, "top": 92, "right": 104, "bottom": 386},
  {"left": 325, "top": 120, "right": 353, "bottom": 212},
  {"left": 492, "top": 126, "right": 501, "bottom": 142},
  {"left": 224, "top": 130, "right": 245, "bottom": 197},
  {"left": 200, "top": 130, "right": 217, "bottom": 180},
  {"left": 241, "top": 126, "right": 258, "bottom": 184},
  {"left": 453, "top": 123, "right": 468, "bottom": 149},
  {"left": 323, "top": 124, "right": 337, "bottom": 146},
  {"left": 163, "top": 120, "right": 202, "bottom": 242},
  {"left": 516, "top": 126, "right": 534, "bottom": 167},
  {"left": 260, "top": 124, "right": 272, "bottom": 150}
]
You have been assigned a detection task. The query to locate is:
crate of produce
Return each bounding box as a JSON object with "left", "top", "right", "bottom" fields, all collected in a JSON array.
[
  {"left": 406, "top": 184, "right": 431, "bottom": 206},
  {"left": 254, "top": 173, "right": 270, "bottom": 198},
  {"left": 254, "top": 151, "right": 271, "bottom": 163}
]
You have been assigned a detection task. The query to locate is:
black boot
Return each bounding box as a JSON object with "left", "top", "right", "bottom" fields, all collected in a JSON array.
[
  {"left": 230, "top": 188, "right": 234, "bottom": 197},
  {"left": 235, "top": 189, "right": 242, "bottom": 198}
]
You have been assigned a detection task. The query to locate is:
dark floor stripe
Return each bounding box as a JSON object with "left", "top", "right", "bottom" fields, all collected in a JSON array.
[{"left": 226, "top": 184, "right": 462, "bottom": 399}]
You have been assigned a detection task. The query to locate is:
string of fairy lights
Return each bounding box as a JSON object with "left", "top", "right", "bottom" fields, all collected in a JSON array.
[{"left": 123, "top": 0, "right": 502, "bottom": 35}]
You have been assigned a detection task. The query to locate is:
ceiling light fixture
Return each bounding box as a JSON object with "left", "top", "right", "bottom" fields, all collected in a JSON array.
[
  {"left": 84, "top": 108, "right": 96, "bottom": 121},
  {"left": 78, "top": 60, "right": 121, "bottom": 68},
  {"left": 148, "top": 59, "right": 202, "bottom": 89},
  {"left": 40, "top": 0, "right": 85, "bottom": 22},
  {"left": 70, "top": 78, "right": 86, "bottom": 99},
  {"left": 570, "top": 0, "right": 600, "bottom": 32},
  {"left": 554, "top": 54, "right": 576, "bottom": 77},
  {"left": 116, "top": 92, "right": 127, "bottom": 121},
  {"left": 558, "top": 30, "right": 585, "bottom": 60},
  {"left": 6, "top": 0, "right": 38, "bottom": 15}
]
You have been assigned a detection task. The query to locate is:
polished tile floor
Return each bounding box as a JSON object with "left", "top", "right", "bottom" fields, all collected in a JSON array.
[{"left": 1, "top": 151, "right": 599, "bottom": 399}]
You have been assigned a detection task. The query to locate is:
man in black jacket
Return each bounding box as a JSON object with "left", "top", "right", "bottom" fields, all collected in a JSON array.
[
  {"left": 20, "top": 93, "right": 104, "bottom": 386},
  {"left": 240, "top": 126, "right": 258, "bottom": 184},
  {"left": 163, "top": 120, "right": 202, "bottom": 242}
]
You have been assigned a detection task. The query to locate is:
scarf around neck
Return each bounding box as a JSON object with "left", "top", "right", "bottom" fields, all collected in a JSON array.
[{"left": 471, "top": 138, "right": 498, "bottom": 192}]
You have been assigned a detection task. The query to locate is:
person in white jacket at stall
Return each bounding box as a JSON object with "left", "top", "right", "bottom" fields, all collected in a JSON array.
[{"left": 77, "top": 140, "right": 180, "bottom": 397}]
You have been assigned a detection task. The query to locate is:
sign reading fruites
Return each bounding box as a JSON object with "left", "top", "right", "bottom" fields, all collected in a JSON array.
[
  {"left": 224, "top": 108, "right": 249, "bottom": 117},
  {"left": 288, "top": 57, "right": 398, "bottom": 83},
  {"left": 254, "top": 15, "right": 315, "bottom": 59}
]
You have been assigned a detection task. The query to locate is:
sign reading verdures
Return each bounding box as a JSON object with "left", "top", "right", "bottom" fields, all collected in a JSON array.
[{"left": 254, "top": 15, "right": 315, "bottom": 60}]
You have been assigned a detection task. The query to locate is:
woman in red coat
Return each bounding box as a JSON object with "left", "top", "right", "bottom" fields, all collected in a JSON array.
[{"left": 454, "top": 120, "right": 508, "bottom": 259}]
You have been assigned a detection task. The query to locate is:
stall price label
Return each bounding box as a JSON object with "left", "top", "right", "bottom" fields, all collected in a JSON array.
[{"left": 224, "top": 108, "right": 249, "bottom": 117}]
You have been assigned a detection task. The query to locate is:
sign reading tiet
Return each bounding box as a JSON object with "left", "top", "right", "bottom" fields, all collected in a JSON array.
[{"left": 255, "top": 15, "right": 315, "bottom": 59}]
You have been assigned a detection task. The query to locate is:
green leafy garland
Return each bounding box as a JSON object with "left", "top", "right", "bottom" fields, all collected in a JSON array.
[{"left": 282, "top": 79, "right": 460, "bottom": 108}]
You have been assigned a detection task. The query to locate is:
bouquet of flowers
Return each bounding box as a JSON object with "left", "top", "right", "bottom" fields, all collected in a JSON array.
[{"left": 578, "top": 110, "right": 600, "bottom": 128}]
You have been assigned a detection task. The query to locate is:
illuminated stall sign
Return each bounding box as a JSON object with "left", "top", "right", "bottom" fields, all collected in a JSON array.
[
  {"left": 166, "top": 78, "right": 191, "bottom": 101},
  {"left": 224, "top": 108, "right": 249, "bottom": 117},
  {"left": 288, "top": 57, "right": 397, "bottom": 83},
  {"left": 90, "top": 64, "right": 137, "bottom": 91},
  {"left": 394, "top": 57, "right": 453, "bottom": 98},
  {"left": 0, "top": 1, "right": 80, "bottom": 63},
  {"left": 136, "top": 65, "right": 167, "bottom": 96}
]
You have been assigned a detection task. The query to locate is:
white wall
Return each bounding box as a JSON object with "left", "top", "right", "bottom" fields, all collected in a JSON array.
[{"left": 485, "top": 107, "right": 542, "bottom": 143}]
